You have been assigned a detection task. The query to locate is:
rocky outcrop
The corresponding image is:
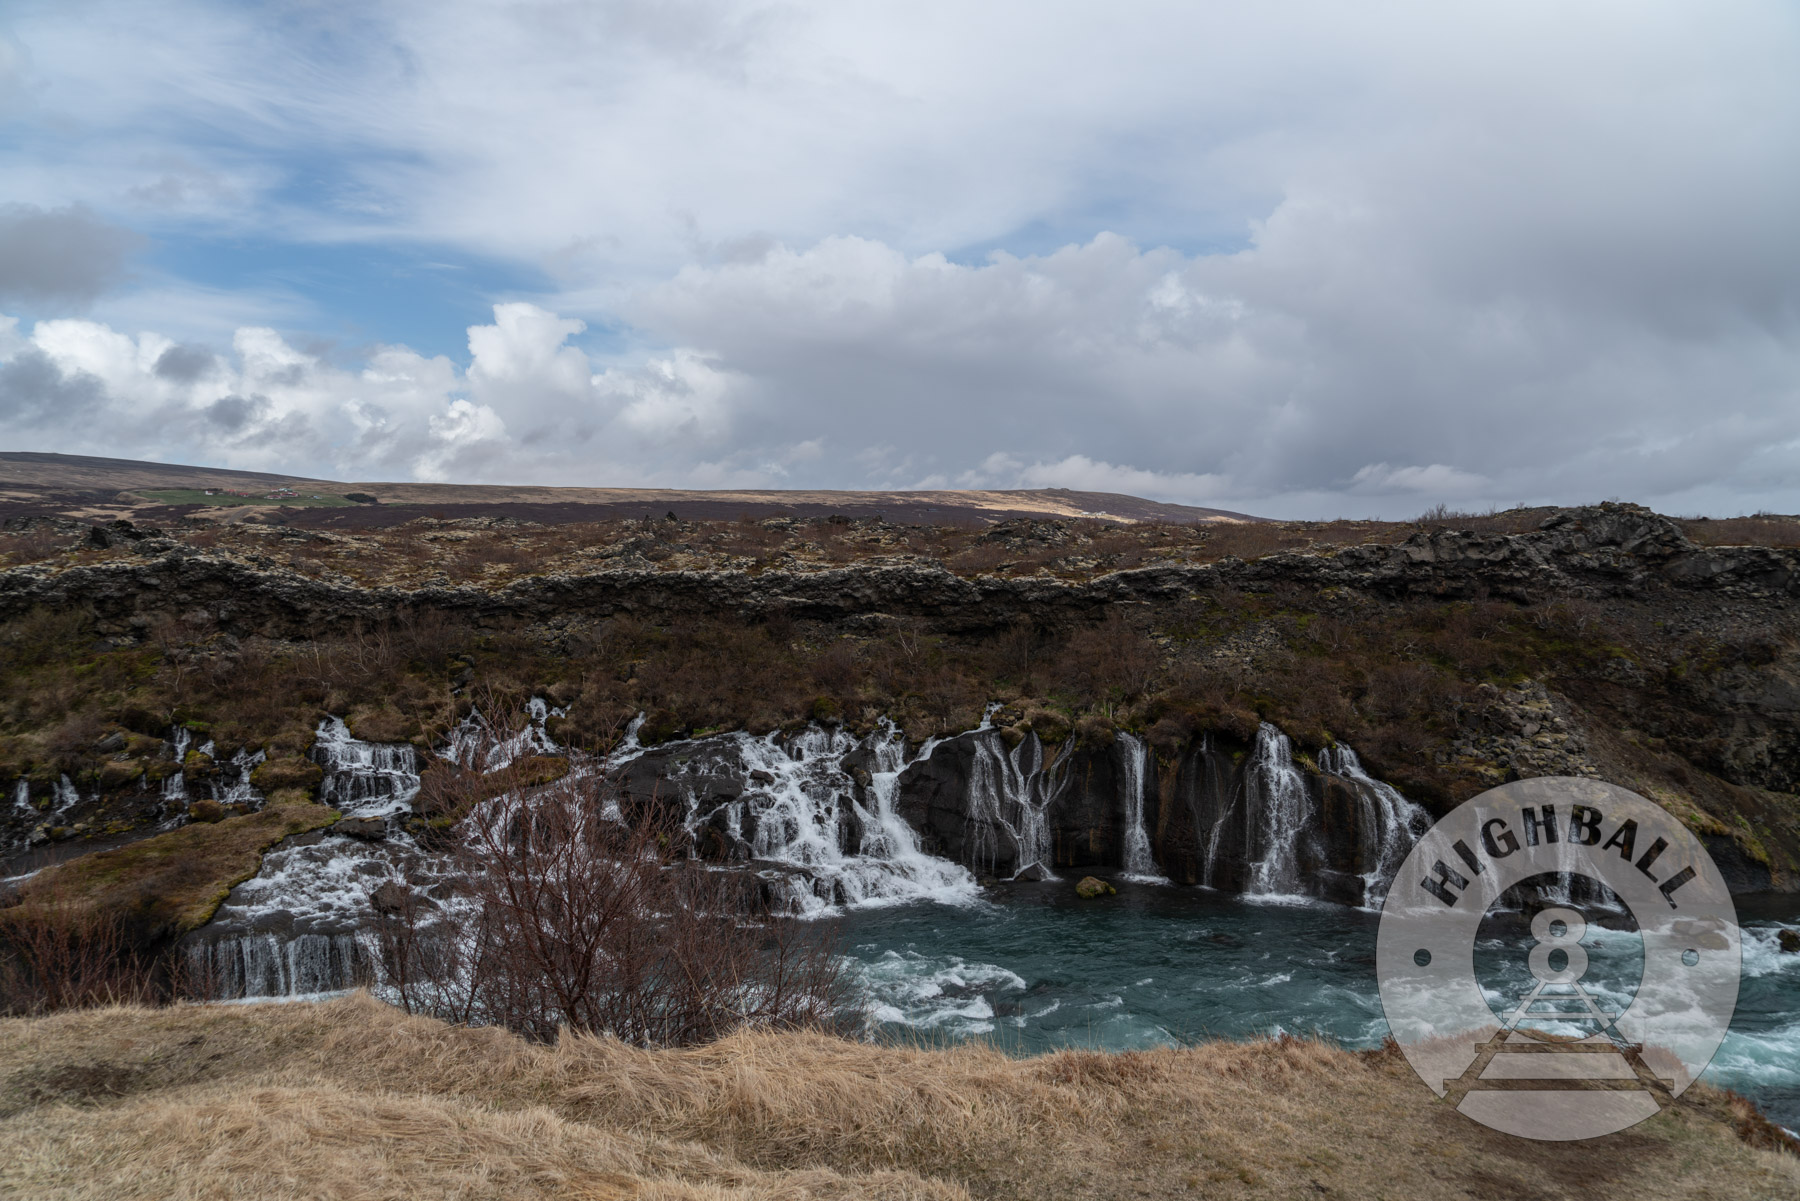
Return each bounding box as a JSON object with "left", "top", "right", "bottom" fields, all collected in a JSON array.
[{"left": 2, "top": 504, "right": 1794, "bottom": 639}]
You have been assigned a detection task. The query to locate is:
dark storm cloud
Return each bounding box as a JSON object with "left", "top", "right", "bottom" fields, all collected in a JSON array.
[
  {"left": 154, "top": 344, "right": 218, "bottom": 383},
  {"left": 204, "top": 394, "right": 260, "bottom": 432},
  {"left": 0, "top": 347, "right": 106, "bottom": 425},
  {"left": 0, "top": 204, "right": 143, "bottom": 307}
]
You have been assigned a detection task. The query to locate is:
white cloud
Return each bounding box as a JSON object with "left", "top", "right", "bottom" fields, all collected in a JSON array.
[
  {"left": 962, "top": 453, "right": 1232, "bottom": 506},
  {"left": 2, "top": 3, "right": 1799, "bottom": 514},
  {"left": 1350, "top": 463, "right": 1488, "bottom": 496}
]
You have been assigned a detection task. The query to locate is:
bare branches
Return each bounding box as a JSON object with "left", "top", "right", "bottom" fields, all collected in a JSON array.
[{"left": 373, "top": 772, "right": 844, "bottom": 1045}]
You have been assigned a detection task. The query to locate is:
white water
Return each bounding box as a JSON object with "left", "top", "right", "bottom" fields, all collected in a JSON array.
[
  {"left": 11, "top": 778, "right": 31, "bottom": 818},
  {"left": 213, "top": 747, "right": 267, "bottom": 806},
  {"left": 660, "top": 723, "right": 977, "bottom": 916},
  {"left": 965, "top": 732, "right": 1069, "bottom": 880},
  {"left": 1116, "top": 732, "right": 1166, "bottom": 882},
  {"left": 1243, "top": 724, "right": 1313, "bottom": 895},
  {"left": 191, "top": 931, "right": 367, "bottom": 998},
  {"left": 447, "top": 698, "right": 561, "bottom": 772},
  {"left": 191, "top": 706, "right": 1427, "bottom": 999},
  {"left": 1314, "top": 744, "right": 1429, "bottom": 904},
  {"left": 162, "top": 726, "right": 191, "bottom": 805},
  {"left": 313, "top": 717, "right": 419, "bottom": 817}
]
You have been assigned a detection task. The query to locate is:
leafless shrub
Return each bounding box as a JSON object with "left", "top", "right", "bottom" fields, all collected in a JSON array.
[
  {"left": 0, "top": 875, "right": 160, "bottom": 1015},
  {"left": 375, "top": 775, "right": 846, "bottom": 1045}
]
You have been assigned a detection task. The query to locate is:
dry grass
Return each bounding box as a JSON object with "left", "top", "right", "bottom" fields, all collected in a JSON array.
[
  {"left": 0, "top": 994, "right": 1794, "bottom": 1200},
  {"left": 1677, "top": 515, "right": 1800, "bottom": 548}
]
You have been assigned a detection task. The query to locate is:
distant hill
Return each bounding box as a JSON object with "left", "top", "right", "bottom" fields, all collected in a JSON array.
[{"left": 0, "top": 451, "right": 1267, "bottom": 527}]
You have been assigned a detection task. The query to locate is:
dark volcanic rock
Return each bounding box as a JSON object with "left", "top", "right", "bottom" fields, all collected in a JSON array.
[{"left": 5, "top": 504, "right": 1795, "bottom": 642}]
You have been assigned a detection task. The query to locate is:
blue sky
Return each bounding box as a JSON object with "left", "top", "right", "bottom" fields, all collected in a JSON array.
[{"left": 2, "top": 1, "right": 1798, "bottom": 516}]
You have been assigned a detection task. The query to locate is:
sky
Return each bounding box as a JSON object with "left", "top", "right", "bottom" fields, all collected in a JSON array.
[{"left": 1, "top": 1, "right": 1797, "bottom": 518}]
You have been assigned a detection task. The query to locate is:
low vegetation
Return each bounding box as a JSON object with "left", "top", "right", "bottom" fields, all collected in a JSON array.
[
  {"left": 130, "top": 489, "right": 356, "bottom": 509},
  {"left": 4, "top": 506, "right": 1797, "bottom": 880},
  {"left": 5, "top": 800, "right": 339, "bottom": 938},
  {"left": 376, "top": 780, "right": 843, "bottom": 1044},
  {"left": 0, "top": 801, "right": 340, "bottom": 1014},
  {"left": 0, "top": 995, "right": 1794, "bottom": 1200}
]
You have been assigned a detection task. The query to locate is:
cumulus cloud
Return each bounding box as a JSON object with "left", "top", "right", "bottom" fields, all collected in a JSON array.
[
  {"left": 0, "top": 204, "right": 141, "bottom": 307},
  {"left": 2, "top": 3, "right": 1799, "bottom": 514},
  {"left": 0, "top": 305, "right": 773, "bottom": 488}
]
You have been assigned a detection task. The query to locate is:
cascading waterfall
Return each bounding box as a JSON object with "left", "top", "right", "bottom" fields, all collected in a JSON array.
[
  {"left": 965, "top": 732, "right": 1068, "bottom": 880},
  {"left": 162, "top": 727, "right": 192, "bottom": 805},
  {"left": 11, "top": 778, "right": 31, "bottom": 817},
  {"left": 212, "top": 748, "right": 266, "bottom": 806},
  {"left": 1242, "top": 724, "right": 1314, "bottom": 896},
  {"left": 1116, "top": 732, "right": 1166, "bottom": 881},
  {"left": 313, "top": 717, "right": 419, "bottom": 816},
  {"left": 191, "top": 720, "right": 435, "bottom": 999},
  {"left": 188, "top": 931, "right": 368, "bottom": 998},
  {"left": 448, "top": 698, "right": 562, "bottom": 772},
  {"left": 192, "top": 698, "right": 590, "bottom": 999},
  {"left": 1314, "top": 744, "right": 1429, "bottom": 904},
  {"left": 188, "top": 700, "right": 1431, "bottom": 999},
  {"left": 663, "top": 723, "right": 976, "bottom": 916}
]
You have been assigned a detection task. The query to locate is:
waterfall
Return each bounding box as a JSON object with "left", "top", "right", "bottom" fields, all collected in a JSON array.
[
  {"left": 1314, "top": 744, "right": 1429, "bottom": 904},
  {"left": 162, "top": 728, "right": 191, "bottom": 806},
  {"left": 666, "top": 724, "right": 977, "bottom": 916},
  {"left": 1242, "top": 725, "right": 1313, "bottom": 896},
  {"left": 313, "top": 717, "right": 420, "bottom": 816},
  {"left": 187, "top": 932, "right": 369, "bottom": 999},
  {"left": 213, "top": 748, "right": 267, "bottom": 806},
  {"left": 51, "top": 774, "right": 81, "bottom": 816},
  {"left": 448, "top": 698, "right": 561, "bottom": 772},
  {"left": 1116, "top": 732, "right": 1166, "bottom": 881},
  {"left": 11, "top": 778, "right": 31, "bottom": 817},
  {"left": 965, "top": 732, "right": 1067, "bottom": 880}
]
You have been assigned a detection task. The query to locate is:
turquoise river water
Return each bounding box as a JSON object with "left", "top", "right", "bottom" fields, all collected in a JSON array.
[{"left": 831, "top": 879, "right": 1800, "bottom": 1134}]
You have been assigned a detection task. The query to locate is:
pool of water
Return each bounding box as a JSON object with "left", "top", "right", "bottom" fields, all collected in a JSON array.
[{"left": 830, "top": 879, "right": 1800, "bottom": 1133}]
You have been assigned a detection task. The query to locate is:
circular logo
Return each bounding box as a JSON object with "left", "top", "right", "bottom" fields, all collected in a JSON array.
[{"left": 1376, "top": 776, "right": 1741, "bottom": 1141}]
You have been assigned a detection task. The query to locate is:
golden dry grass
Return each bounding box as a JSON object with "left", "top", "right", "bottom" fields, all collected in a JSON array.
[{"left": 1, "top": 994, "right": 1795, "bottom": 1200}]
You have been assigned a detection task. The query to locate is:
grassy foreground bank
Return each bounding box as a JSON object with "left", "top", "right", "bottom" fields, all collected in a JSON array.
[{"left": 1, "top": 994, "right": 1794, "bottom": 1200}]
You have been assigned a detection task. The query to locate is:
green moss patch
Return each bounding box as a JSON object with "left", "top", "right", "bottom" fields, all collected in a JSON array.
[{"left": 6, "top": 801, "right": 339, "bottom": 937}]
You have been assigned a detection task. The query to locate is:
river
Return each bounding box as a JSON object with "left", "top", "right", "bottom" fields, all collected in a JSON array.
[{"left": 832, "top": 878, "right": 1800, "bottom": 1134}]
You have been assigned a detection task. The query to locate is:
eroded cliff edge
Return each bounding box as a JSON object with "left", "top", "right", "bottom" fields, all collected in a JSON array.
[{"left": 3, "top": 502, "right": 1797, "bottom": 890}]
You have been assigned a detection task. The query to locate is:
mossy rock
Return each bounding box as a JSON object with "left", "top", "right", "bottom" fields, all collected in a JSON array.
[
  {"left": 1024, "top": 708, "right": 1071, "bottom": 744},
  {"left": 250, "top": 756, "right": 325, "bottom": 797},
  {"left": 513, "top": 755, "right": 570, "bottom": 788},
  {"left": 97, "top": 759, "right": 146, "bottom": 791},
  {"left": 809, "top": 695, "right": 843, "bottom": 725},
  {"left": 639, "top": 709, "right": 685, "bottom": 746},
  {"left": 1074, "top": 714, "right": 1117, "bottom": 750},
  {"left": 345, "top": 706, "right": 419, "bottom": 744},
  {"left": 997, "top": 724, "right": 1028, "bottom": 750},
  {"left": 1075, "top": 875, "right": 1117, "bottom": 898},
  {"left": 4, "top": 800, "right": 340, "bottom": 938},
  {"left": 183, "top": 750, "right": 218, "bottom": 778}
]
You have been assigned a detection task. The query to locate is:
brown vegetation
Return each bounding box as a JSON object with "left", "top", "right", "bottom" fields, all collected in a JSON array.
[
  {"left": 377, "top": 778, "right": 843, "bottom": 1044},
  {"left": 3, "top": 800, "right": 338, "bottom": 943},
  {"left": 0, "top": 995, "right": 1794, "bottom": 1200}
]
